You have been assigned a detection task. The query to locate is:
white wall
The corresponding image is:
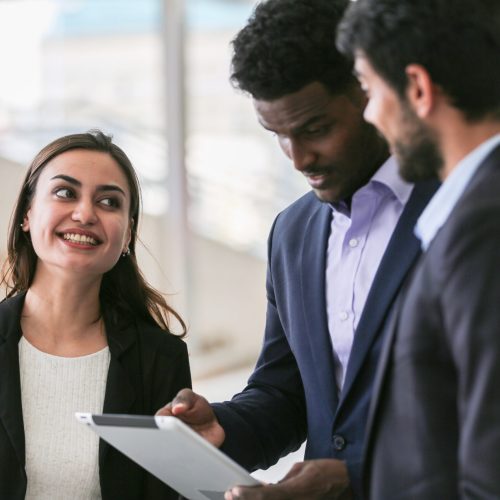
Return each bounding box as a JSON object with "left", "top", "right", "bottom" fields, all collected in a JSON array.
[{"left": 0, "top": 157, "right": 27, "bottom": 264}]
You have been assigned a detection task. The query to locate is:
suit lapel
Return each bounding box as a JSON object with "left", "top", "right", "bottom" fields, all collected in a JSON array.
[
  {"left": 338, "top": 180, "right": 439, "bottom": 408},
  {"left": 300, "top": 201, "right": 339, "bottom": 415},
  {"left": 0, "top": 294, "right": 27, "bottom": 469},
  {"left": 361, "top": 289, "right": 405, "bottom": 489}
]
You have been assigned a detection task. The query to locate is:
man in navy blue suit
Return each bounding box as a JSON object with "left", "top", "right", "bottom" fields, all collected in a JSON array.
[{"left": 158, "top": 1, "right": 437, "bottom": 498}]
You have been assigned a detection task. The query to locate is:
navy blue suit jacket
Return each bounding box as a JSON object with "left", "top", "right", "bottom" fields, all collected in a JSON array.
[{"left": 213, "top": 179, "right": 439, "bottom": 499}]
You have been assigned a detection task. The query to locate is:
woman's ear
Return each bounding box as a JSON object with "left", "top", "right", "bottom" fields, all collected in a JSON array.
[
  {"left": 124, "top": 218, "right": 134, "bottom": 252},
  {"left": 21, "top": 212, "right": 31, "bottom": 232},
  {"left": 405, "top": 64, "right": 436, "bottom": 119}
]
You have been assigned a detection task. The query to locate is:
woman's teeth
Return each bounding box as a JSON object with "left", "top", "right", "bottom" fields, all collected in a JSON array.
[{"left": 63, "top": 233, "right": 98, "bottom": 245}]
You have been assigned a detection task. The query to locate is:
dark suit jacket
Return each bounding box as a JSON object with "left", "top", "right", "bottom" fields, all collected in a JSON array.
[
  {"left": 212, "top": 179, "right": 438, "bottom": 499},
  {"left": 0, "top": 292, "right": 191, "bottom": 500},
  {"left": 364, "top": 145, "right": 500, "bottom": 499}
]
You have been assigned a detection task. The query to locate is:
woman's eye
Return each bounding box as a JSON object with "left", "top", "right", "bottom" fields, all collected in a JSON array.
[
  {"left": 54, "top": 187, "right": 74, "bottom": 199},
  {"left": 99, "top": 197, "right": 119, "bottom": 208}
]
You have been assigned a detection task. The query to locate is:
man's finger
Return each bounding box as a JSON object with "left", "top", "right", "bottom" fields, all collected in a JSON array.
[
  {"left": 278, "top": 462, "right": 305, "bottom": 482},
  {"left": 155, "top": 401, "right": 173, "bottom": 416},
  {"left": 155, "top": 388, "right": 196, "bottom": 416},
  {"left": 171, "top": 388, "right": 198, "bottom": 408},
  {"left": 226, "top": 484, "right": 286, "bottom": 500}
]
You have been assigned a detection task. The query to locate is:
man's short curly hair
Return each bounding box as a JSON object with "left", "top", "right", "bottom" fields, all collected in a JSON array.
[{"left": 230, "top": 0, "right": 354, "bottom": 101}]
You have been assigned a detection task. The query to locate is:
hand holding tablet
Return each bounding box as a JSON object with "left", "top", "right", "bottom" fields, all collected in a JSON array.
[{"left": 156, "top": 388, "right": 226, "bottom": 449}]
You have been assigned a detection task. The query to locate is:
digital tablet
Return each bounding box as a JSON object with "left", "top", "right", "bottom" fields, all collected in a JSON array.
[{"left": 76, "top": 413, "right": 260, "bottom": 500}]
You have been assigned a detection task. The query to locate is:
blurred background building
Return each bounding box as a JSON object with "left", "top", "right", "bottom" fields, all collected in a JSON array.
[{"left": 0, "top": 0, "right": 309, "bottom": 479}]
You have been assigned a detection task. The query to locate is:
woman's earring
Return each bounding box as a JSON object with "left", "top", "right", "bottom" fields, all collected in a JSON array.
[{"left": 121, "top": 247, "right": 131, "bottom": 258}]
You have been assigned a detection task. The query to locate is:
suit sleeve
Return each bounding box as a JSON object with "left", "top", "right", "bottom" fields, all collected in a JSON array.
[
  {"left": 440, "top": 199, "right": 500, "bottom": 498},
  {"left": 212, "top": 216, "right": 308, "bottom": 472}
]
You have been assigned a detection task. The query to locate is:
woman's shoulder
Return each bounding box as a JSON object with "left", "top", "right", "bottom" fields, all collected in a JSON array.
[
  {"left": 0, "top": 293, "right": 26, "bottom": 336},
  {"left": 0, "top": 292, "right": 26, "bottom": 312}
]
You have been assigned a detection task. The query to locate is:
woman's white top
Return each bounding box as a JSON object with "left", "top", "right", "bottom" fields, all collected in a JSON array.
[{"left": 19, "top": 336, "right": 110, "bottom": 500}]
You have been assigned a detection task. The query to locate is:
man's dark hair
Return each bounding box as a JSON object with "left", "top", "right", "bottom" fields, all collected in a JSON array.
[
  {"left": 230, "top": 0, "right": 354, "bottom": 101},
  {"left": 337, "top": 0, "right": 500, "bottom": 121}
]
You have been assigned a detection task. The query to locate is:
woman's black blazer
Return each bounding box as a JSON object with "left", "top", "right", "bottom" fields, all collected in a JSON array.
[{"left": 0, "top": 292, "right": 191, "bottom": 499}]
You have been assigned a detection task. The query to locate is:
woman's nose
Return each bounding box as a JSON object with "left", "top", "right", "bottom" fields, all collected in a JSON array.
[{"left": 72, "top": 199, "right": 97, "bottom": 225}]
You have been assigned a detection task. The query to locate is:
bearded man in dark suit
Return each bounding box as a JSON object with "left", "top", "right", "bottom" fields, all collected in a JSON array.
[{"left": 336, "top": 0, "right": 500, "bottom": 498}]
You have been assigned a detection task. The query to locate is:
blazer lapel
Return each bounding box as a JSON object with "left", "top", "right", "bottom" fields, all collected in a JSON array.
[
  {"left": 361, "top": 289, "right": 406, "bottom": 490},
  {"left": 99, "top": 315, "right": 137, "bottom": 465},
  {"left": 338, "top": 179, "right": 439, "bottom": 408},
  {"left": 300, "top": 201, "right": 339, "bottom": 414},
  {"left": 0, "top": 294, "right": 27, "bottom": 469}
]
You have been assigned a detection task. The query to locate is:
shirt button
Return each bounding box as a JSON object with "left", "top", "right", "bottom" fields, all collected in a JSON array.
[
  {"left": 332, "top": 434, "right": 346, "bottom": 451},
  {"left": 348, "top": 238, "right": 359, "bottom": 248},
  {"left": 339, "top": 311, "right": 349, "bottom": 321}
]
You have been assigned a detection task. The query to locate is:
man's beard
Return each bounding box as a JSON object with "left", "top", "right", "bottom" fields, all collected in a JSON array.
[{"left": 394, "top": 105, "right": 443, "bottom": 182}]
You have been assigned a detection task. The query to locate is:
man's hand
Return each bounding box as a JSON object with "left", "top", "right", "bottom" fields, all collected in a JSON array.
[
  {"left": 156, "top": 388, "right": 225, "bottom": 447},
  {"left": 225, "top": 459, "right": 353, "bottom": 500}
]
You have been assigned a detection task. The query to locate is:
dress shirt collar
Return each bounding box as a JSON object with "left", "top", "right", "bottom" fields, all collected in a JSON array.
[
  {"left": 415, "top": 133, "right": 500, "bottom": 251},
  {"left": 329, "top": 155, "right": 413, "bottom": 217}
]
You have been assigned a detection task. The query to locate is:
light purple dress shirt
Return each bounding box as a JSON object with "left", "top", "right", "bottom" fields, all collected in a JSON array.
[{"left": 325, "top": 156, "right": 412, "bottom": 391}]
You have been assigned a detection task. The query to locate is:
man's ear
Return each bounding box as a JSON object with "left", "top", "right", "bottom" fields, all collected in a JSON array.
[{"left": 405, "top": 64, "right": 436, "bottom": 119}]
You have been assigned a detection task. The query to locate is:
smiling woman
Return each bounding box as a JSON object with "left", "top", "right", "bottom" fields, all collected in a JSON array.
[
  {"left": 21, "top": 149, "right": 133, "bottom": 281},
  {"left": 0, "top": 130, "right": 191, "bottom": 500}
]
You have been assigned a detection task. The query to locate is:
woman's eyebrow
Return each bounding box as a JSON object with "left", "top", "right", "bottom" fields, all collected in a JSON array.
[
  {"left": 50, "top": 174, "right": 80, "bottom": 186},
  {"left": 96, "top": 185, "right": 126, "bottom": 196},
  {"left": 50, "top": 174, "right": 126, "bottom": 196}
]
